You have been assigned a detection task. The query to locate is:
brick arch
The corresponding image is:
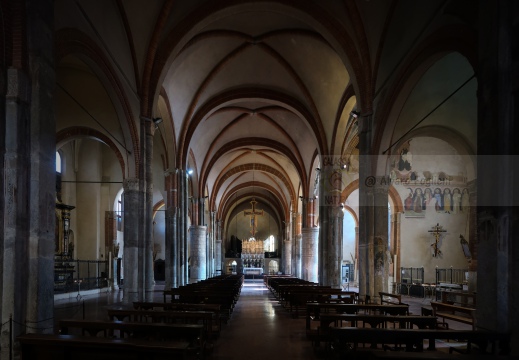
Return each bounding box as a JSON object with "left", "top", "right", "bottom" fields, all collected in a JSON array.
[
  {"left": 201, "top": 137, "right": 306, "bottom": 203},
  {"left": 373, "top": 23, "right": 477, "bottom": 156},
  {"left": 211, "top": 164, "right": 295, "bottom": 217},
  {"left": 55, "top": 28, "right": 139, "bottom": 178},
  {"left": 219, "top": 185, "right": 286, "bottom": 225},
  {"left": 340, "top": 178, "right": 403, "bottom": 214},
  {"left": 56, "top": 126, "right": 126, "bottom": 178},
  {"left": 153, "top": 200, "right": 165, "bottom": 220}
]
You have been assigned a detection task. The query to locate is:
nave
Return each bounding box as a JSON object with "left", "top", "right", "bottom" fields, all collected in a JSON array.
[
  {"left": 53, "top": 279, "right": 319, "bottom": 360},
  {"left": 51, "top": 279, "right": 478, "bottom": 360}
]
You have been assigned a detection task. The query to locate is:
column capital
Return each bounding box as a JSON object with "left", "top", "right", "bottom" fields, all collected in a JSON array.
[{"left": 123, "top": 178, "right": 140, "bottom": 192}]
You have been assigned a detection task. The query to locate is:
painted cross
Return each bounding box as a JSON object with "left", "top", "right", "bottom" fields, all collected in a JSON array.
[
  {"left": 244, "top": 198, "right": 263, "bottom": 237},
  {"left": 428, "top": 223, "right": 447, "bottom": 257}
]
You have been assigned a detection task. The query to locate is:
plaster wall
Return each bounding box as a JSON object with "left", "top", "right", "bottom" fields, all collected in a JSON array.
[
  {"left": 153, "top": 208, "right": 166, "bottom": 260},
  {"left": 342, "top": 210, "right": 356, "bottom": 264},
  {"left": 60, "top": 142, "right": 78, "bottom": 258},
  {"left": 76, "top": 140, "right": 102, "bottom": 260},
  {"left": 400, "top": 212, "right": 470, "bottom": 283},
  {"left": 394, "top": 137, "right": 472, "bottom": 283}
]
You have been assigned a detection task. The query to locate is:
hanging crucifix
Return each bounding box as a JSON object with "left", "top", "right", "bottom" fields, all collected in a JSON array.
[
  {"left": 429, "top": 223, "right": 447, "bottom": 257},
  {"left": 244, "top": 198, "right": 263, "bottom": 238}
]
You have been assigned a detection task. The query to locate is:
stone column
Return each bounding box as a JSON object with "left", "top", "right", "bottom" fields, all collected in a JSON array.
[
  {"left": 358, "top": 110, "right": 389, "bottom": 303},
  {"left": 2, "top": 68, "right": 34, "bottom": 357},
  {"left": 123, "top": 178, "right": 142, "bottom": 303},
  {"left": 143, "top": 118, "right": 155, "bottom": 300},
  {"left": 165, "top": 206, "right": 176, "bottom": 289},
  {"left": 326, "top": 205, "right": 343, "bottom": 288},
  {"left": 477, "top": 2, "right": 518, "bottom": 352},
  {"left": 373, "top": 182, "right": 389, "bottom": 301},
  {"left": 294, "top": 212, "right": 302, "bottom": 278},
  {"left": 284, "top": 219, "right": 292, "bottom": 274},
  {"left": 302, "top": 227, "right": 319, "bottom": 282},
  {"left": 208, "top": 210, "right": 215, "bottom": 277},
  {"left": 318, "top": 163, "right": 342, "bottom": 287},
  {"left": 190, "top": 225, "right": 207, "bottom": 283},
  {"left": 176, "top": 169, "right": 189, "bottom": 286},
  {"left": 466, "top": 180, "right": 477, "bottom": 292},
  {"left": 215, "top": 220, "right": 222, "bottom": 274}
]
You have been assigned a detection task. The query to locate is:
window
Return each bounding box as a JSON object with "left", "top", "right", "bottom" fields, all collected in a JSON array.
[{"left": 56, "top": 151, "right": 62, "bottom": 173}]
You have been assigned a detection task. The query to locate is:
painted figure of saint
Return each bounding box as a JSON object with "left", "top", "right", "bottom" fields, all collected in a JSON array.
[
  {"left": 443, "top": 188, "right": 452, "bottom": 212},
  {"left": 434, "top": 188, "right": 442, "bottom": 211},
  {"left": 452, "top": 188, "right": 461, "bottom": 214},
  {"left": 413, "top": 188, "right": 423, "bottom": 213}
]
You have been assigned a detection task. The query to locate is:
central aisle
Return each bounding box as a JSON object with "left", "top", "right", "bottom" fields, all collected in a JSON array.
[{"left": 211, "top": 279, "right": 319, "bottom": 360}]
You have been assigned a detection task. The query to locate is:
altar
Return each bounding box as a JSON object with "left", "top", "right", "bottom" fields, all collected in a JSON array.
[{"left": 243, "top": 267, "right": 263, "bottom": 275}]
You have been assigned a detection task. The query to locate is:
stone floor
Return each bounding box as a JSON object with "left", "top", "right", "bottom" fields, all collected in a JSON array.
[{"left": 53, "top": 279, "right": 472, "bottom": 359}]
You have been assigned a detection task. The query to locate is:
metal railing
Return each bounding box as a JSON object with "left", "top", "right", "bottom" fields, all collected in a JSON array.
[
  {"left": 435, "top": 267, "right": 468, "bottom": 285},
  {"left": 400, "top": 267, "right": 424, "bottom": 284},
  {"left": 54, "top": 258, "right": 109, "bottom": 294}
]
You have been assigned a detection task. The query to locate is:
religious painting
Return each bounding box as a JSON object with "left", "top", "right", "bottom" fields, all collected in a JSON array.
[{"left": 403, "top": 187, "right": 469, "bottom": 217}]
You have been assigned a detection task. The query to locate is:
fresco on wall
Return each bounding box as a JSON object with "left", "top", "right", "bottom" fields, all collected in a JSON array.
[
  {"left": 403, "top": 187, "right": 469, "bottom": 217},
  {"left": 391, "top": 137, "right": 471, "bottom": 218}
]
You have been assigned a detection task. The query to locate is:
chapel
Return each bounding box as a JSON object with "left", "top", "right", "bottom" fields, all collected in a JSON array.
[{"left": 1, "top": 0, "right": 518, "bottom": 358}]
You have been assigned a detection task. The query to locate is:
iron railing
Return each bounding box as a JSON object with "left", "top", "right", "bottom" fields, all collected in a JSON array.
[{"left": 54, "top": 258, "right": 109, "bottom": 294}]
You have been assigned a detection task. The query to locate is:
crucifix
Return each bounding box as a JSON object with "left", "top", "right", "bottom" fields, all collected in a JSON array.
[
  {"left": 429, "top": 223, "right": 447, "bottom": 257},
  {"left": 244, "top": 198, "right": 263, "bottom": 238}
]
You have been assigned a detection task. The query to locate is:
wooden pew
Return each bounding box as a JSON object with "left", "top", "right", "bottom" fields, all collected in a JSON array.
[
  {"left": 305, "top": 303, "right": 410, "bottom": 334},
  {"left": 310, "top": 314, "right": 438, "bottom": 347},
  {"left": 132, "top": 302, "right": 222, "bottom": 333},
  {"left": 379, "top": 292, "right": 404, "bottom": 305},
  {"left": 328, "top": 327, "right": 510, "bottom": 355},
  {"left": 163, "top": 290, "right": 235, "bottom": 322},
  {"left": 18, "top": 333, "right": 193, "bottom": 360},
  {"left": 107, "top": 309, "right": 216, "bottom": 341},
  {"left": 440, "top": 290, "right": 476, "bottom": 307},
  {"left": 58, "top": 319, "right": 204, "bottom": 356},
  {"left": 430, "top": 301, "right": 476, "bottom": 330}
]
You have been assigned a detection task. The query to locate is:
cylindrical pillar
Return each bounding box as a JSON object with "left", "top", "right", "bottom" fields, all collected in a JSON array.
[
  {"left": 123, "top": 178, "right": 141, "bottom": 303},
  {"left": 189, "top": 225, "right": 207, "bottom": 283},
  {"left": 302, "top": 227, "right": 319, "bottom": 282},
  {"left": 284, "top": 237, "right": 292, "bottom": 275}
]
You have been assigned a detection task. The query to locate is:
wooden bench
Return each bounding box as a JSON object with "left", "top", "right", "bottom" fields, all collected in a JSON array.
[
  {"left": 328, "top": 327, "right": 510, "bottom": 355},
  {"left": 430, "top": 301, "right": 476, "bottom": 330},
  {"left": 310, "top": 314, "right": 438, "bottom": 347},
  {"left": 440, "top": 290, "right": 476, "bottom": 307},
  {"left": 107, "top": 309, "right": 217, "bottom": 340},
  {"left": 163, "top": 290, "right": 235, "bottom": 322},
  {"left": 58, "top": 319, "right": 205, "bottom": 356},
  {"left": 132, "top": 302, "right": 222, "bottom": 332},
  {"left": 379, "top": 292, "right": 404, "bottom": 305},
  {"left": 305, "top": 303, "right": 410, "bottom": 333},
  {"left": 286, "top": 289, "right": 357, "bottom": 317},
  {"left": 18, "top": 333, "right": 193, "bottom": 360}
]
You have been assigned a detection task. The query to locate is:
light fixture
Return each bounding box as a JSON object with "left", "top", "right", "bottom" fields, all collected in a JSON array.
[
  {"left": 350, "top": 111, "right": 359, "bottom": 118},
  {"left": 187, "top": 169, "right": 193, "bottom": 175},
  {"left": 152, "top": 117, "right": 163, "bottom": 128}
]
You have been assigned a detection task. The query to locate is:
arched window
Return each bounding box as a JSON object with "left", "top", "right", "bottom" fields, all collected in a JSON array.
[
  {"left": 56, "top": 151, "right": 62, "bottom": 173},
  {"left": 114, "top": 188, "right": 124, "bottom": 231}
]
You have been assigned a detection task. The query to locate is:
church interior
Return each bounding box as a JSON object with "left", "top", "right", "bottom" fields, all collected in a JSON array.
[{"left": 1, "top": 0, "right": 518, "bottom": 358}]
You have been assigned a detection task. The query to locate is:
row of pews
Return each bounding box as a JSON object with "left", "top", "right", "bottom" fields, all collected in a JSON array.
[
  {"left": 18, "top": 274, "right": 244, "bottom": 359},
  {"left": 264, "top": 275, "right": 511, "bottom": 358}
]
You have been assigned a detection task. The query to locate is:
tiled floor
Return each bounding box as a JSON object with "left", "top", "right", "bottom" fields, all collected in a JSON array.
[{"left": 53, "top": 280, "right": 471, "bottom": 359}]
